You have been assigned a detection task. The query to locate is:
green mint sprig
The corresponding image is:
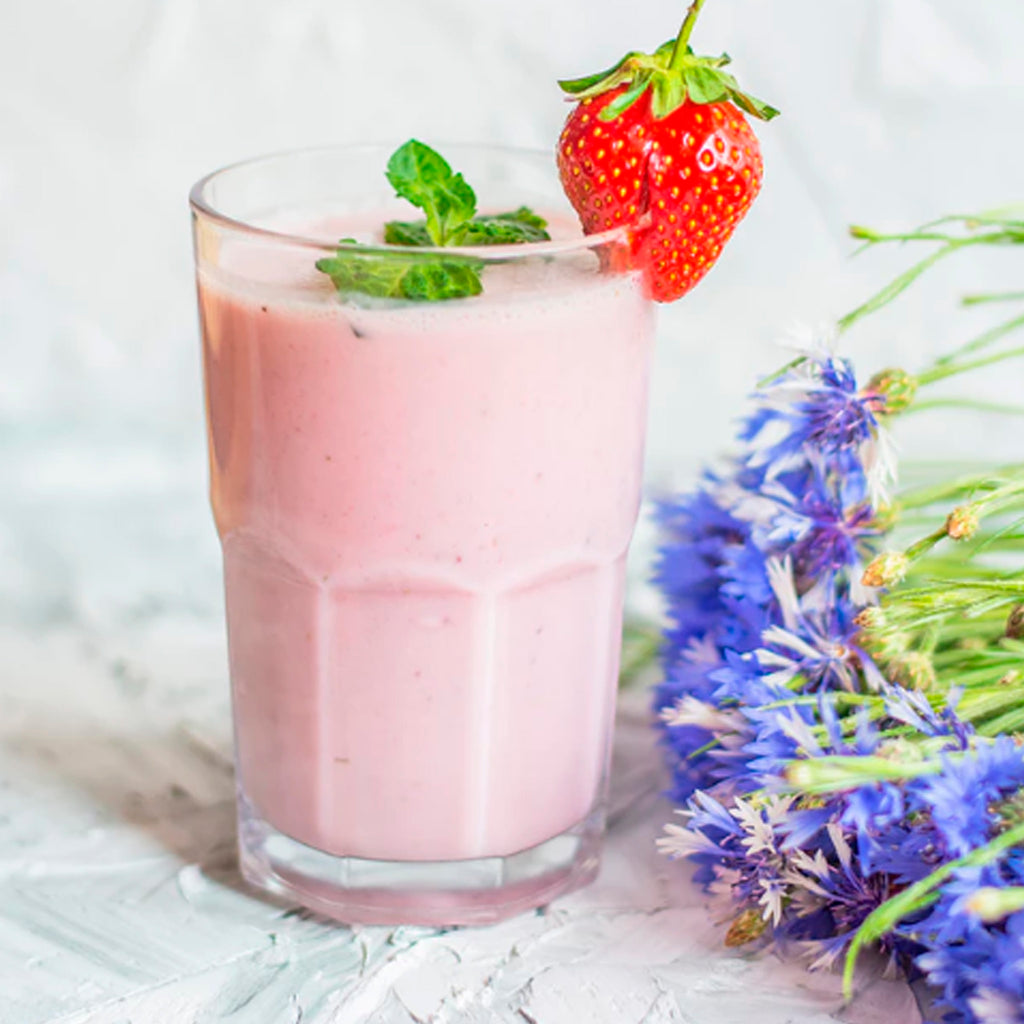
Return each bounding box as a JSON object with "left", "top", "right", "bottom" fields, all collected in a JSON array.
[
  {"left": 384, "top": 139, "right": 476, "bottom": 246},
  {"left": 315, "top": 240, "right": 484, "bottom": 301},
  {"left": 315, "top": 140, "right": 551, "bottom": 303},
  {"left": 384, "top": 207, "right": 550, "bottom": 247}
]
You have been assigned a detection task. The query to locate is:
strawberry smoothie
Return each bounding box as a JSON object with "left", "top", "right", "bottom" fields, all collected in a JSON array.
[{"left": 192, "top": 147, "right": 655, "bottom": 922}]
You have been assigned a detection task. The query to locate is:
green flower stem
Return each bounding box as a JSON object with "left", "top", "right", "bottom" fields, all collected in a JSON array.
[
  {"left": 757, "top": 356, "right": 804, "bottom": 387},
  {"left": 882, "top": 602, "right": 1018, "bottom": 636},
  {"left": 963, "top": 291, "right": 1024, "bottom": 306},
  {"left": 849, "top": 227, "right": 964, "bottom": 245},
  {"left": 886, "top": 581, "right": 1024, "bottom": 609},
  {"left": 903, "top": 528, "right": 947, "bottom": 562},
  {"left": 933, "top": 578, "right": 1024, "bottom": 595},
  {"left": 842, "top": 820, "right": 1024, "bottom": 1001},
  {"left": 963, "top": 479, "right": 1024, "bottom": 510},
  {"left": 786, "top": 755, "right": 941, "bottom": 794},
  {"left": 669, "top": 0, "right": 709, "bottom": 71},
  {"left": 885, "top": 481, "right": 1024, "bottom": 588},
  {"left": 896, "top": 467, "right": 1024, "bottom": 511},
  {"left": 932, "top": 642, "right": 1017, "bottom": 669},
  {"left": 838, "top": 235, "right": 999, "bottom": 333},
  {"left": 763, "top": 693, "right": 882, "bottom": 711},
  {"left": 946, "top": 668, "right": 1018, "bottom": 690},
  {"left": 808, "top": 719, "right": 942, "bottom": 744},
  {"left": 956, "top": 686, "right": 1024, "bottom": 722},
  {"left": 921, "top": 210, "right": 1024, "bottom": 232},
  {"left": 619, "top": 620, "right": 663, "bottom": 688},
  {"left": 977, "top": 706, "right": 1024, "bottom": 737},
  {"left": 916, "top": 543, "right": 1024, "bottom": 571},
  {"left": 687, "top": 736, "right": 723, "bottom": 761},
  {"left": 902, "top": 398, "right": 1024, "bottom": 418},
  {"left": 918, "top": 345, "right": 1024, "bottom": 387},
  {"left": 933, "top": 312, "right": 1024, "bottom": 367},
  {"left": 933, "top": 632, "right": 1024, "bottom": 654}
]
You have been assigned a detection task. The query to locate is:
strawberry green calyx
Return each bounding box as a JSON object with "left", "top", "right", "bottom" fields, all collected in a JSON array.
[{"left": 558, "top": 0, "right": 778, "bottom": 123}]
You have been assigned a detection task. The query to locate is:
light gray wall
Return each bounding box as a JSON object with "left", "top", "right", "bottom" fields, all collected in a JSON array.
[{"left": 3, "top": 0, "right": 1023, "bottom": 624}]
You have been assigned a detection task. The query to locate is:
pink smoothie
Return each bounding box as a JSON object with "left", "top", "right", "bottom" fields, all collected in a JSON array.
[{"left": 198, "top": 217, "right": 654, "bottom": 862}]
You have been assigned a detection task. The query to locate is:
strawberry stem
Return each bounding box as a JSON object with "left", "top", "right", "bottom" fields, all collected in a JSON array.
[{"left": 668, "top": 0, "right": 708, "bottom": 71}]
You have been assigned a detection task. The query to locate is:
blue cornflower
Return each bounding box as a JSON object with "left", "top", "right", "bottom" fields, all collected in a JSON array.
[
  {"left": 761, "top": 455, "right": 879, "bottom": 587},
  {"left": 857, "top": 820, "right": 946, "bottom": 885},
  {"left": 743, "top": 356, "right": 879, "bottom": 459},
  {"left": 653, "top": 487, "right": 753, "bottom": 661},
  {"left": 836, "top": 687, "right": 973, "bottom": 874},
  {"left": 884, "top": 686, "right": 974, "bottom": 746},
  {"left": 652, "top": 331, "right": 1024, "bottom": 1024},
  {"left": 719, "top": 534, "right": 776, "bottom": 606},
  {"left": 742, "top": 701, "right": 825, "bottom": 783},
  {"left": 911, "top": 738, "right": 1024, "bottom": 858},
  {"left": 915, "top": 899, "right": 1024, "bottom": 1023},
  {"left": 740, "top": 354, "right": 895, "bottom": 504},
  {"left": 659, "top": 791, "right": 808, "bottom": 925},
  {"left": 800, "top": 357, "right": 881, "bottom": 453},
  {"left": 779, "top": 823, "right": 920, "bottom": 974},
  {"left": 652, "top": 343, "right": 926, "bottom": 976},
  {"left": 708, "top": 648, "right": 788, "bottom": 708},
  {"left": 840, "top": 782, "right": 908, "bottom": 874},
  {"left": 753, "top": 557, "right": 871, "bottom": 693}
]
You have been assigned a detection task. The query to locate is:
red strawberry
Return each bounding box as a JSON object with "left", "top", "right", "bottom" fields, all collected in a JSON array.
[{"left": 556, "top": 3, "right": 777, "bottom": 302}]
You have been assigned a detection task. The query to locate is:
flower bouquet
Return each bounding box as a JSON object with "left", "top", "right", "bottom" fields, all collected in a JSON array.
[{"left": 650, "top": 213, "right": 1024, "bottom": 1022}]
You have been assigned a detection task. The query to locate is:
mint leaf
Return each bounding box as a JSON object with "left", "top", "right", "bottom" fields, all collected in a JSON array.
[
  {"left": 493, "top": 206, "right": 548, "bottom": 232},
  {"left": 317, "top": 142, "right": 548, "bottom": 303},
  {"left": 384, "top": 207, "right": 550, "bottom": 247},
  {"left": 463, "top": 209, "right": 550, "bottom": 244},
  {"left": 382, "top": 220, "right": 432, "bottom": 246},
  {"left": 385, "top": 140, "right": 477, "bottom": 245},
  {"left": 315, "top": 241, "right": 482, "bottom": 302},
  {"left": 401, "top": 260, "right": 483, "bottom": 301}
]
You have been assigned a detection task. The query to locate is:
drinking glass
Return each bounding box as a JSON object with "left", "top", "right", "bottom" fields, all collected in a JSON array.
[{"left": 190, "top": 145, "right": 656, "bottom": 924}]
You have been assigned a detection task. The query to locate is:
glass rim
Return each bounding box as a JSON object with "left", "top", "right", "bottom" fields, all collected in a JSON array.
[{"left": 188, "top": 142, "right": 642, "bottom": 260}]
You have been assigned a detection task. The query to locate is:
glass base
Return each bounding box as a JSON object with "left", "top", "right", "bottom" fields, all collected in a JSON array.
[{"left": 237, "top": 798, "right": 604, "bottom": 926}]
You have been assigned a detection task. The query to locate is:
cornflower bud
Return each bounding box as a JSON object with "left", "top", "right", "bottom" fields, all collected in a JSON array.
[
  {"left": 862, "top": 551, "right": 909, "bottom": 588},
  {"left": 853, "top": 605, "right": 886, "bottom": 632},
  {"left": 957, "top": 637, "right": 987, "bottom": 652},
  {"left": 864, "top": 368, "right": 919, "bottom": 416},
  {"left": 888, "top": 651, "right": 936, "bottom": 691},
  {"left": 964, "top": 886, "right": 1024, "bottom": 923},
  {"left": 993, "top": 789, "right": 1024, "bottom": 831},
  {"left": 945, "top": 504, "right": 979, "bottom": 541},
  {"left": 795, "top": 793, "right": 829, "bottom": 810},
  {"left": 853, "top": 606, "right": 908, "bottom": 663},
  {"left": 725, "top": 907, "right": 768, "bottom": 947},
  {"left": 877, "top": 737, "right": 921, "bottom": 763},
  {"left": 876, "top": 633, "right": 911, "bottom": 665},
  {"left": 1007, "top": 604, "right": 1024, "bottom": 640}
]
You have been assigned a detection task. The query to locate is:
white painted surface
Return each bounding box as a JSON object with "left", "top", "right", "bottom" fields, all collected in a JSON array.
[
  {"left": 0, "top": 625, "right": 920, "bottom": 1023},
  {"left": 2, "top": 0, "right": 1022, "bottom": 1019}
]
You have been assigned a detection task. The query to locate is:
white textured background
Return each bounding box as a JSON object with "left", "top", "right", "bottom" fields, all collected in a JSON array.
[{"left": 3, "top": 0, "right": 1024, "bottom": 628}]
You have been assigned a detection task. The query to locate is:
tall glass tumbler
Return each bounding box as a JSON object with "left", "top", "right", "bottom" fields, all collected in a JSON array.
[{"left": 190, "top": 145, "right": 656, "bottom": 925}]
